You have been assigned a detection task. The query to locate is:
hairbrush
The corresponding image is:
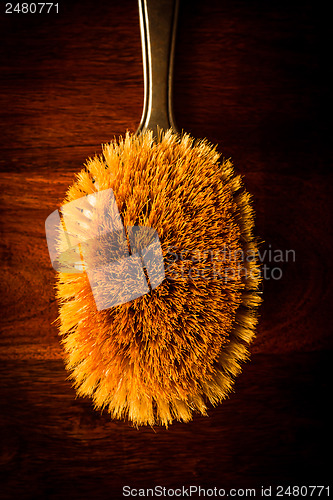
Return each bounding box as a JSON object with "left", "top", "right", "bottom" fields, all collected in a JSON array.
[{"left": 45, "top": 0, "right": 262, "bottom": 427}]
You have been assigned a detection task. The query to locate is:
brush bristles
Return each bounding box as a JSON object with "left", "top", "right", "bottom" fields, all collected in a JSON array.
[{"left": 56, "top": 129, "right": 262, "bottom": 427}]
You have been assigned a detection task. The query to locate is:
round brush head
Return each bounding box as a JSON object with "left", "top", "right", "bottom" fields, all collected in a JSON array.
[{"left": 56, "top": 129, "right": 262, "bottom": 427}]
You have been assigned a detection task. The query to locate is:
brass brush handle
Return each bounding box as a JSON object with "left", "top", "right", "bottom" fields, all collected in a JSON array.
[{"left": 136, "top": 0, "right": 179, "bottom": 136}]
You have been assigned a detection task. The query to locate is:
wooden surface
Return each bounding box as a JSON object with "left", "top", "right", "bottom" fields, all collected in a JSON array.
[{"left": 0, "top": 0, "right": 332, "bottom": 498}]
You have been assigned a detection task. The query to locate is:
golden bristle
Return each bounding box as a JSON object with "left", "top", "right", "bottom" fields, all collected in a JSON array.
[{"left": 55, "top": 129, "right": 262, "bottom": 427}]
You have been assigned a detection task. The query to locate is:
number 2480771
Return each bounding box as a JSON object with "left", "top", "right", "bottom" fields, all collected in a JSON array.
[{"left": 5, "top": 3, "right": 59, "bottom": 14}]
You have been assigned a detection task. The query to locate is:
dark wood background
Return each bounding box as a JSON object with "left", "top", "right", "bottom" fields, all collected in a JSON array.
[{"left": 0, "top": 0, "right": 331, "bottom": 498}]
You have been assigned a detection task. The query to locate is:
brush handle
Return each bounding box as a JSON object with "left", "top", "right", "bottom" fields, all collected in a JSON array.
[{"left": 136, "top": 0, "right": 179, "bottom": 136}]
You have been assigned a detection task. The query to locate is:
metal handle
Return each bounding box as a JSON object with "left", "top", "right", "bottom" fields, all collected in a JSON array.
[{"left": 136, "top": 0, "right": 179, "bottom": 136}]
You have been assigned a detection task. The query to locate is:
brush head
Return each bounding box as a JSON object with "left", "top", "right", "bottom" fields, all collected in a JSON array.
[{"left": 56, "top": 129, "right": 262, "bottom": 427}]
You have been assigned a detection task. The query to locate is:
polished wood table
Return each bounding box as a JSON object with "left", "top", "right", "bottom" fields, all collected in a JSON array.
[{"left": 0, "top": 1, "right": 331, "bottom": 498}]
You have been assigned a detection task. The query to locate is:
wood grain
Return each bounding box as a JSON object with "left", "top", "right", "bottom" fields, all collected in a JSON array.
[{"left": 0, "top": 0, "right": 331, "bottom": 498}]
